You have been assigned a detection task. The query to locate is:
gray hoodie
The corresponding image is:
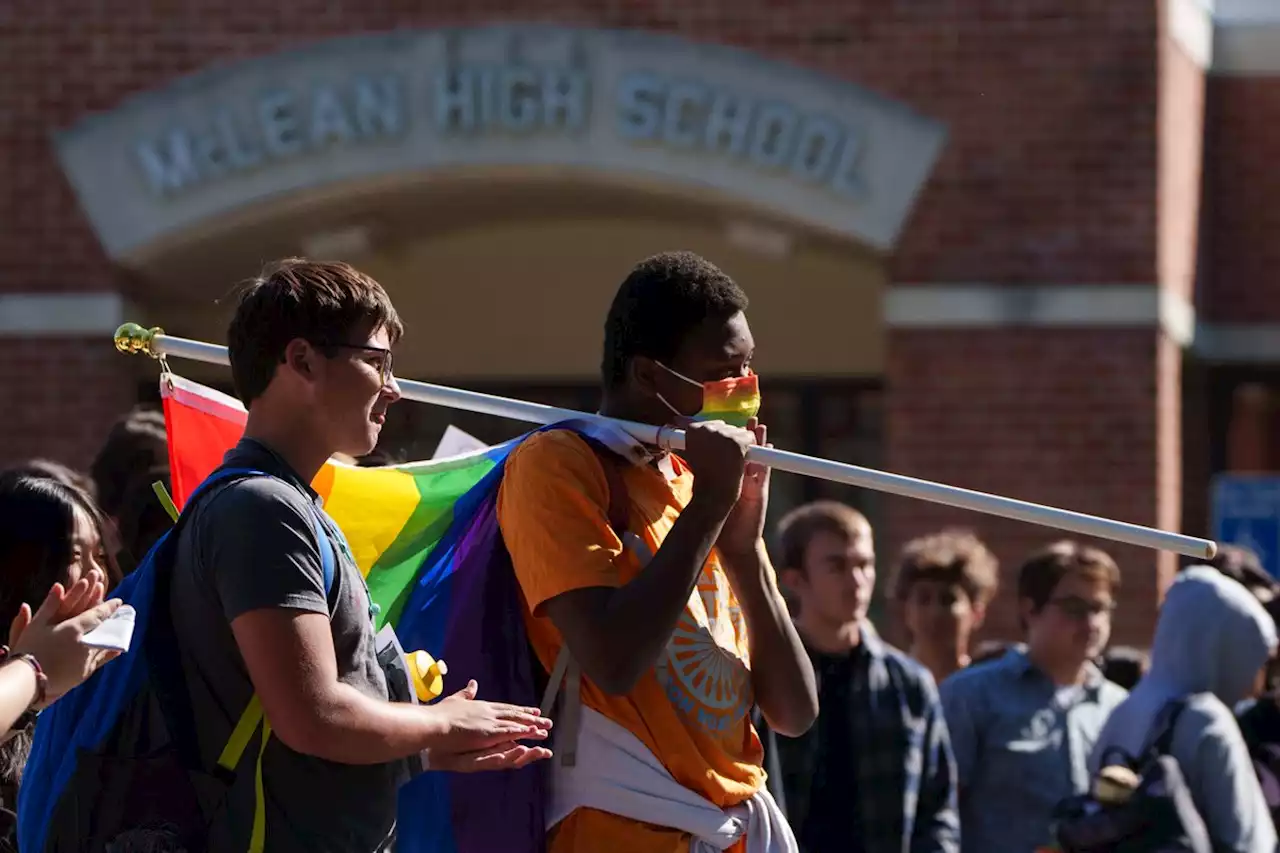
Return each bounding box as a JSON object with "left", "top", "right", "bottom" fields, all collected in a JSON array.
[{"left": 1090, "top": 566, "right": 1278, "bottom": 853}]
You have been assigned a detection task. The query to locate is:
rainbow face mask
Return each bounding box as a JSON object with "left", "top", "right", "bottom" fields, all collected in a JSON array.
[{"left": 655, "top": 364, "right": 761, "bottom": 428}]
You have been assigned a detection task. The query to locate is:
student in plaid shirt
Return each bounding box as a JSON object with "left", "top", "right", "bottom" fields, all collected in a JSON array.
[{"left": 758, "top": 501, "right": 960, "bottom": 853}]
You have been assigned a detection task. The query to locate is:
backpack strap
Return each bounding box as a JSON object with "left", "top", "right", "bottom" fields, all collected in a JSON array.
[
  {"left": 214, "top": 504, "right": 339, "bottom": 853},
  {"left": 147, "top": 467, "right": 271, "bottom": 776},
  {"left": 538, "top": 437, "right": 634, "bottom": 768}
]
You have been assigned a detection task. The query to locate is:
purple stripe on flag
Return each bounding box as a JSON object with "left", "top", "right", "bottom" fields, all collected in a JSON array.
[{"left": 441, "top": 494, "right": 547, "bottom": 853}]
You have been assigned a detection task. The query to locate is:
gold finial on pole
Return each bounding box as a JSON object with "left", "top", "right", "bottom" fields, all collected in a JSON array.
[{"left": 113, "top": 323, "right": 164, "bottom": 358}]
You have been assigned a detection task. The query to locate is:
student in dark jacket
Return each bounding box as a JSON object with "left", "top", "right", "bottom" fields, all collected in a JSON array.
[{"left": 759, "top": 501, "right": 960, "bottom": 853}]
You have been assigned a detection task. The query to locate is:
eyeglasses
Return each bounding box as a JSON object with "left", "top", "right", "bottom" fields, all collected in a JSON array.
[{"left": 315, "top": 342, "right": 395, "bottom": 387}]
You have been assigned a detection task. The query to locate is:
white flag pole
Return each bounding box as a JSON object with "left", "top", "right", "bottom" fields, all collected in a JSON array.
[{"left": 114, "top": 323, "right": 1217, "bottom": 561}]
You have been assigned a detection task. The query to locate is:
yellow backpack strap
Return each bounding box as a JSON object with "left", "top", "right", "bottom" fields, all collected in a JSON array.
[
  {"left": 217, "top": 695, "right": 272, "bottom": 853},
  {"left": 217, "top": 695, "right": 265, "bottom": 772},
  {"left": 249, "top": 718, "right": 273, "bottom": 853}
]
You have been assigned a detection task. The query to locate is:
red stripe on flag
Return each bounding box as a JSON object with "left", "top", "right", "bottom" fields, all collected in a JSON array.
[{"left": 162, "top": 381, "right": 245, "bottom": 508}]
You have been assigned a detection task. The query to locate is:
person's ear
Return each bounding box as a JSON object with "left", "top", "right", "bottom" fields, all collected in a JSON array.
[
  {"left": 1018, "top": 596, "right": 1039, "bottom": 632},
  {"left": 281, "top": 339, "right": 319, "bottom": 383},
  {"left": 972, "top": 600, "right": 988, "bottom": 630},
  {"left": 630, "top": 355, "right": 660, "bottom": 397}
]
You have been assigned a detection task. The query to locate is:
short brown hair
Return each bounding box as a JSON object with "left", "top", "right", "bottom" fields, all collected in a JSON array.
[
  {"left": 228, "top": 258, "right": 403, "bottom": 405},
  {"left": 890, "top": 528, "right": 999, "bottom": 606},
  {"left": 1017, "top": 540, "right": 1120, "bottom": 611},
  {"left": 776, "top": 500, "right": 869, "bottom": 571}
]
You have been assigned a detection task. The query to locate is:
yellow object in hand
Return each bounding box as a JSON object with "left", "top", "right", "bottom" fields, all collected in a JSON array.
[
  {"left": 407, "top": 650, "right": 448, "bottom": 702},
  {"left": 1093, "top": 765, "right": 1140, "bottom": 805}
]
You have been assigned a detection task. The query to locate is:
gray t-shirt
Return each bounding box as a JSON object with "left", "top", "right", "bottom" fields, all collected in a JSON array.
[{"left": 170, "top": 438, "right": 403, "bottom": 852}]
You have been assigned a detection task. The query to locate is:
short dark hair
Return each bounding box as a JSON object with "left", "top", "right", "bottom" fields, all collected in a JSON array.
[
  {"left": 776, "top": 500, "right": 870, "bottom": 572},
  {"left": 1017, "top": 540, "right": 1121, "bottom": 612},
  {"left": 113, "top": 464, "right": 173, "bottom": 573},
  {"left": 1101, "top": 645, "right": 1148, "bottom": 690},
  {"left": 228, "top": 258, "right": 404, "bottom": 405},
  {"left": 6, "top": 458, "right": 96, "bottom": 500},
  {"left": 90, "top": 406, "right": 167, "bottom": 518},
  {"left": 601, "top": 251, "right": 748, "bottom": 389},
  {"left": 1188, "top": 544, "right": 1276, "bottom": 598},
  {"left": 891, "top": 528, "right": 1000, "bottom": 607}
]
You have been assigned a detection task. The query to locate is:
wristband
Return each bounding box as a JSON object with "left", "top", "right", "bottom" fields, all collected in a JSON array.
[{"left": 0, "top": 646, "right": 48, "bottom": 714}]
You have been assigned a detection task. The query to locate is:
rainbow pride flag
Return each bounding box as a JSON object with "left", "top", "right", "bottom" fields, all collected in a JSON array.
[{"left": 162, "top": 375, "right": 505, "bottom": 630}]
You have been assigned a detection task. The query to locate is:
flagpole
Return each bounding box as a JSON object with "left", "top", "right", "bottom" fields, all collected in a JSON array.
[{"left": 113, "top": 323, "right": 1217, "bottom": 560}]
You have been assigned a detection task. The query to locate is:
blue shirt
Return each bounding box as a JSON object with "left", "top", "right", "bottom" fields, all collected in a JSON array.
[{"left": 939, "top": 647, "right": 1127, "bottom": 853}]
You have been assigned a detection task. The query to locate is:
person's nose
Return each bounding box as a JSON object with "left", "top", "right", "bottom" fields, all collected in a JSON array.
[{"left": 383, "top": 373, "right": 403, "bottom": 403}]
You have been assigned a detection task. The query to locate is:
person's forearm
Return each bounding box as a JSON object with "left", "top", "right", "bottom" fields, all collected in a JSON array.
[
  {"left": 584, "top": 497, "right": 729, "bottom": 694},
  {"left": 727, "top": 543, "right": 818, "bottom": 737},
  {"left": 274, "top": 680, "right": 451, "bottom": 765},
  {"left": 0, "top": 661, "right": 38, "bottom": 736}
]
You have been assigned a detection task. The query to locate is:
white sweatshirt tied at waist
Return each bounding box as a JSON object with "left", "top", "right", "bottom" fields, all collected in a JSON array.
[{"left": 546, "top": 705, "right": 798, "bottom": 853}]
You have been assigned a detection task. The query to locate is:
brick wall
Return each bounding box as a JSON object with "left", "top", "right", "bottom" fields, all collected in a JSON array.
[
  {"left": 0, "top": 339, "right": 135, "bottom": 470},
  {"left": 1204, "top": 76, "right": 1280, "bottom": 321},
  {"left": 884, "top": 328, "right": 1170, "bottom": 647},
  {"left": 1, "top": 1, "right": 1182, "bottom": 641}
]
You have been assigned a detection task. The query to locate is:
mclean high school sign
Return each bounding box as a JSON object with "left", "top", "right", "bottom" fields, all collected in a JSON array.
[{"left": 55, "top": 27, "right": 947, "bottom": 260}]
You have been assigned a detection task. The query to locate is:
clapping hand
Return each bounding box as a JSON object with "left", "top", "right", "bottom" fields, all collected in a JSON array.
[{"left": 9, "top": 569, "right": 123, "bottom": 706}]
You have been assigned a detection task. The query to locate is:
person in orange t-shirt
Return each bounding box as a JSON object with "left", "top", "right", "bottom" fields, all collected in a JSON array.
[{"left": 497, "top": 250, "right": 818, "bottom": 853}]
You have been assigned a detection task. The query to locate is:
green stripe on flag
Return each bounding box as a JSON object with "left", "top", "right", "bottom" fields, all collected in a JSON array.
[{"left": 365, "top": 455, "right": 498, "bottom": 630}]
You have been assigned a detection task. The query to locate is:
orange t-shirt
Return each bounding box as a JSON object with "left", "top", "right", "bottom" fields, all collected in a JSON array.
[{"left": 496, "top": 429, "right": 765, "bottom": 853}]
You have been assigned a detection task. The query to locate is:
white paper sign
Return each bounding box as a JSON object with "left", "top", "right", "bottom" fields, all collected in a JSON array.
[
  {"left": 81, "top": 604, "right": 137, "bottom": 653},
  {"left": 432, "top": 425, "right": 489, "bottom": 460}
]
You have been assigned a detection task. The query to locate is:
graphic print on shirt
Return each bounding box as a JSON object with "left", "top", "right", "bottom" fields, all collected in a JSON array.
[{"left": 655, "top": 558, "right": 753, "bottom": 742}]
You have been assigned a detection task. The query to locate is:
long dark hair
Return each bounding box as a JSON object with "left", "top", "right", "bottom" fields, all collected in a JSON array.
[{"left": 0, "top": 473, "right": 118, "bottom": 623}]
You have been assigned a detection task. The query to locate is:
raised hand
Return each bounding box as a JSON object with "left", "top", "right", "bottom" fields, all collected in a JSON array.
[
  {"left": 9, "top": 570, "right": 123, "bottom": 705},
  {"left": 427, "top": 679, "right": 552, "bottom": 755},
  {"left": 682, "top": 419, "right": 757, "bottom": 518},
  {"left": 716, "top": 418, "right": 772, "bottom": 565}
]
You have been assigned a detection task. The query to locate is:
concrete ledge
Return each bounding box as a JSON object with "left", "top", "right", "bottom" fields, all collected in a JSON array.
[
  {"left": 1195, "top": 323, "right": 1280, "bottom": 362},
  {"left": 885, "top": 284, "right": 1195, "bottom": 346},
  {"left": 0, "top": 293, "right": 124, "bottom": 336}
]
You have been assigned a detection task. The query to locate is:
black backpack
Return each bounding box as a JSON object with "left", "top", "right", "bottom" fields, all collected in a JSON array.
[
  {"left": 1051, "top": 699, "right": 1212, "bottom": 853},
  {"left": 1235, "top": 693, "right": 1280, "bottom": 829}
]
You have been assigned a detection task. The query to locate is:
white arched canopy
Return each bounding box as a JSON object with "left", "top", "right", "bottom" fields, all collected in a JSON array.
[{"left": 56, "top": 25, "right": 946, "bottom": 266}]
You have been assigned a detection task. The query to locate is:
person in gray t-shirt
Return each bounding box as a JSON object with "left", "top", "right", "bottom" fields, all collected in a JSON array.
[{"left": 161, "top": 259, "right": 552, "bottom": 852}]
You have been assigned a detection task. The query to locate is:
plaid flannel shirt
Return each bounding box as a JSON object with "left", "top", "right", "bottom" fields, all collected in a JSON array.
[{"left": 760, "top": 625, "right": 961, "bottom": 853}]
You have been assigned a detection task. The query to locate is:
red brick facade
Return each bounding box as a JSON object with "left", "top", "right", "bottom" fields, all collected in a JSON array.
[
  {"left": 2, "top": 1, "right": 1275, "bottom": 642},
  {"left": 884, "top": 329, "right": 1173, "bottom": 646},
  {"left": 1204, "top": 76, "right": 1280, "bottom": 323}
]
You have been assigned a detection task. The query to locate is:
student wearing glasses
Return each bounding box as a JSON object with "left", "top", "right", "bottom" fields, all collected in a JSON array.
[
  {"left": 939, "top": 541, "right": 1128, "bottom": 853},
  {"left": 153, "top": 259, "right": 551, "bottom": 853}
]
